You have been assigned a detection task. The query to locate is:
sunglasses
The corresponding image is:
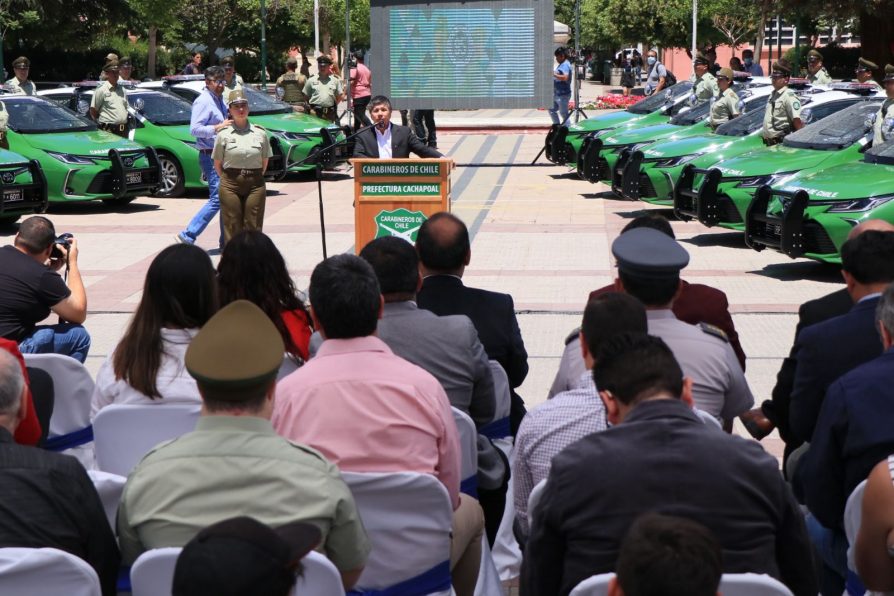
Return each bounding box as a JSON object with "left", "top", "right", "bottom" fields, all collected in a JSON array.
[{"left": 210, "top": 79, "right": 225, "bottom": 85}]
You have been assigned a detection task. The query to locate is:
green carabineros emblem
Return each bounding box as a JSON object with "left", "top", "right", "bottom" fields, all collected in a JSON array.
[{"left": 374, "top": 208, "right": 429, "bottom": 242}]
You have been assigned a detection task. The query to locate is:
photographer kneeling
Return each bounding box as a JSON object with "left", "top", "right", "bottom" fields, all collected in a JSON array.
[{"left": 0, "top": 216, "right": 90, "bottom": 363}]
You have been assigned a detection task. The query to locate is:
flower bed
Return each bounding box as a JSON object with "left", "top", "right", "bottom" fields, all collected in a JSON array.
[{"left": 582, "top": 95, "right": 645, "bottom": 110}]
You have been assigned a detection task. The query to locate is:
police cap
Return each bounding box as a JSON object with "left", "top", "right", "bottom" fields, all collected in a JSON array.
[
  {"left": 611, "top": 228, "right": 690, "bottom": 280},
  {"left": 103, "top": 60, "right": 119, "bottom": 72},
  {"left": 771, "top": 59, "right": 792, "bottom": 76},
  {"left": 221, "top": 56, "right": 235, "bottom": 67},
  {"left": 885, "top": 64, "right": 894, "bottom": 82},
  {"left": 12, "top": 56, "right": 29, "bottom": 69},
  {"left": 226, "top": 88, "right": 249, "bottom": 107},
  {"left": 317, "top": 55, "right": 333, "bottom": 66},
  {"left": 717, "top": 67, "right": 734, "bottom": 80},
  {"left": 807, "top": 49, "right": 823, "bottom": 62},
  {"left": 857, "top": 57, "right": 878, "bottom": 72},
  {"left": 694, "top": 52, "right": 710, "bottom": 66},
  {"left": 119, "top": 56, "right": 133, "bottom": 68},
  {"left": 185, "top": 300, "right": 284, "bottom": 391},
  {"left": 105, "top": 52, "right": 119, "bottom": 62}
]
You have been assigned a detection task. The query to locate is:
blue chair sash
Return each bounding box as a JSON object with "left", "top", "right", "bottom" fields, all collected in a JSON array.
[
  {"left": 117, "top": 567, "right": 131, "bottom": 593},
  {"left": 846, "top": 569, "right": 866, "bottom": 596},
  {"left": 460, "top": 475, "right": 478, "bottom": 498},
  {"left": 348, "top": 560, "right": 450, "bottom": 596},
  {"left": 43, "top": 425, "right": 94, "bottom": 451},
  {"left": 480, "top": 417, "right": 511, "bottom": 441}
]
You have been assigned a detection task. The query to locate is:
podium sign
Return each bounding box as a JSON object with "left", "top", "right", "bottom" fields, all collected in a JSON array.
[{"left": 353, "top": 158, "right": 452, "bottom": 251}]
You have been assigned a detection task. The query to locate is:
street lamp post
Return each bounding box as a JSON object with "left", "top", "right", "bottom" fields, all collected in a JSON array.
[
  {"left": 691, "top": 0, "right": 697, "bottom": 73},
  {"left": 260, "top": 0, "right": 268, "bottom": 89},
  {"left": 344, "top": 0, "right": 352, "bottom": 128}
]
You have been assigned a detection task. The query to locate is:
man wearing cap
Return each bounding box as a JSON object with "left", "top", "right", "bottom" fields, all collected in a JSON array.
[
  {"left": 709, "top": 67, "right": 740, "bottom": 129},
  {"left": 173, "top": 517, "right": 322, "bottom": 596},
  {"left": 220, "top": 56, "right": 244, "bottom": 104},
  {"left": 98, "top": 52, "right": 118, "bottom": 81},
  {"left": 806, "top": 49, "right": 832, "bottom": 85},
  {"left": 742, "top": 49, "right": 763, "bottom": 76},
  {"left": 275, "top": 56, "right": 308, "bottom": 112},
  {"left": 89, "top": 60, "right": 129, "bottom": 138},
  {"left": 690, "top": 52, "right": 719, "bottom": 101},
  {"left": 762, "top": 59, "right": 803, "bottom": 146},
  {"left": 175, "top": 66, "right": 230, "bottom": 248},
  {"left": 5, "top": 57, "right": 35, "bottom": 95},
  {"left": 873, "top": 64, "right": 894, "bottom": 147},
  {"left": 609, "top": 227, "right": 754, "bottom": 423},
  {"left": 856, "top": 57, "right": 881, "bottom": 89},
  {"left": 117, "top": 300, "right": 370, "bottom": 589},
  {"left": 118, "top": 56, "right": 137, "bottom": 83},
  {"left": 304, "top": 55, "right": 344, "bottom": 122},
  {"left": 274, "top": 254, "right": 485, "bottom": 596}
]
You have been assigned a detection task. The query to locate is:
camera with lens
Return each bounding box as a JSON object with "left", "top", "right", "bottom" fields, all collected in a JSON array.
[{"left": 50, "top": 233, "right": 73, "bottom": 261}]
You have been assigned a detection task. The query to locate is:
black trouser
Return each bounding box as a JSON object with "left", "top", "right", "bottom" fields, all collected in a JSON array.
[
  {"left": 26, "top": 367, "right": 54, "bottom": 446},
  {"left": 412, "top": 109, "right": 437, "bottom": 147},
  {"left": 352, "top": 95, "right": 372, "bottom": 131}
]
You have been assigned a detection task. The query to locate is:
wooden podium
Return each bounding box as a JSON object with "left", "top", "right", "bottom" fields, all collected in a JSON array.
[{"left": 352, "top": 158, "right": 452, "bottom": 253}]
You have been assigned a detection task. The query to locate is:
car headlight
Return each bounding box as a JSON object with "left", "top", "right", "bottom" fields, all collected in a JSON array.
[
  {"left": 276, "top": 131, "right": 315, "bottom": 142},
  {"left": 629, "top": 141, "right": 655, "bottom": 152},
  {"left": 46, "top": 151, "right": 96, "bottom": 165},
  {"left": 654, "top": 153, "right": 703, "bottom": 168},
  {"left": 181, "top": 140, "right": 198, "bottom": 149},
  {"left": 826, "top": 194, "right": 894, "bottom": 212},
  {"left": 735, "top": 171, "right": 798, "bottom": 188}
]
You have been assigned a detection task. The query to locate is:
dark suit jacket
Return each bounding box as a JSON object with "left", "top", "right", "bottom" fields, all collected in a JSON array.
[
  {"left": 520, "top": 399, "right": 816, "bottom": 596},
  {"left": 590, "top": 280, "right": 746, "bottom": 370},
  {"left": 789, "top": 295, "right": 883, "bottom": 443},
  {"left": 800, "top": 349, "right": 894, "bottom": 529},
  {"left": 767, "top": 288, "right": 852, "bottom": 449},
  {"left": 352, "top": 123, "right": 443, "bottom": 159}
]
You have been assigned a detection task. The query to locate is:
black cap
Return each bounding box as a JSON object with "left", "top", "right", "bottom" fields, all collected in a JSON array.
[
  {"left": 885, "top": 64, "right": 894, "bottom": 82},
  {"left": 172, "top": 516, "right": 322, "bottom": 596},
  {"left": 317, "top": 55, "right": 333, "bottom": 66},
  {"left": 694, "top": 52, "right": 710, "bottom": 66},
  {"left": 221, "top": 56, "right": 235, "bottom": 67},
  {"left": 857, "top": 57, "right": 878, "bottom": 72},
  {"left": 612, "top": 228, "right": 690, "bottom": 280},
  {"left": 771, "top": 59, "right": 792, "bottom": 76}
]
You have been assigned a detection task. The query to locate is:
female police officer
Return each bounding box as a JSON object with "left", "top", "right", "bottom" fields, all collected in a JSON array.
[{"left": 212, "top": 89, "right": 270, "bottom": 243}]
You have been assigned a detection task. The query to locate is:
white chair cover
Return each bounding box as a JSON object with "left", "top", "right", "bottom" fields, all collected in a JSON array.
[
  {"left": 86, "top": 469, "right": 127, "bottom": 531},
  {"left": 296, "top": 550, "right": 344, "bottom": 595},
  {"left": 569, "top": 572, "right": 614, "bottom": 596},
  {"left": 131, "top": 547, "right": 181, "bottom": 596},
  {"left": 719, "top": 573, "right": 794, "bottom": 596},
  {"left": 0, "top": 547, "right": 101, "bottom": 596},
  {"left": 451, "top": 407, "right": 479, "bottom": 496},
  {"left": 527, "top": 479, "right": 548, "bottom": 528},
  {"left": 491, "top": 446, "right": 522, "bottom": 581},
  {"left": 488, "top": 360, "right": 512, "bottom": 422},
  {"left": 341, "top": 471, "right": 453, "bottom": 594},
  {"left": 93, "top": 404, "right": 200, "bottom": 476},
  {"left": 23, "top": 353, "right": 95, "bottom": 467},
  {"left": 474, "top": 534, "right": 506, "bottom": 596}
]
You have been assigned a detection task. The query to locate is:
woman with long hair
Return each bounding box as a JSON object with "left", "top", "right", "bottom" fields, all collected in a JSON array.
[
  {"left": 90, "top": 244, "right": 218, "bottom": 418},
  {"left": 217, "top": 231, "right": 313, "bottom": 362}
]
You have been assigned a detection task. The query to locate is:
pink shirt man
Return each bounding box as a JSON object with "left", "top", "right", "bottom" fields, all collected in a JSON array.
[
  {"left": 350, "top": 62, "right": 372, "bottom": 99},
  {"left": 273, "top": 335, "right": 461, "bottom": 509}
]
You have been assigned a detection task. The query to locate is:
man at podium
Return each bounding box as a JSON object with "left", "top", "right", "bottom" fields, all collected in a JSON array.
[{"left": 353, "top": 96, "right": 444, "bottom": 159}]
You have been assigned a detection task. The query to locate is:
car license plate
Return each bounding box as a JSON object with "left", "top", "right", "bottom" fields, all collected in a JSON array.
[
  {"left": 126, "top": 171, "right": 142, "bottom": 185},
  {"left": 2, "top": 188, "right": 23, "bottom": 203}
]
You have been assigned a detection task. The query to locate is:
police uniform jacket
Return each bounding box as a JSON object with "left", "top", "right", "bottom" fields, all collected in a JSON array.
[
  {"left": 710, "top": 86, "right": 740, "bottom": 127},
  {"left": 91, "top": 81, "right": 128, "bottom": 125},
  {"left": 4, "top": 78, "right": 34, "bottom": 95},
  {"left": 222, "top": 76, "right": 243, "bottom": 104},
  {"left": 763, "top": 85, "right": 802, "bottom": 141},
  {"left": 212, "top": 123, "right": 271, "bottom": 170},
  {"left": 275, "top": 71, "right": 308, "bottom": 104},
  {"left": 302, "top": 74, "right": 343, "bottom": 108},
  {"left": 873, "top": 97, "right": 894, "bottom": 146},
  {"left": 692, "top": 71, "right": 719, "bottom": 100},
  {"left": 520, "top": 398, "right": 818, "bottom": 596},
  {"left": 808, "top": 68, "right": 832, "bottom": 85}
]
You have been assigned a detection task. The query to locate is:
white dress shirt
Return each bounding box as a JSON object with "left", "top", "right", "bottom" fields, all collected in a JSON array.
[{"left": 375, "top": 125, "right": 392, "bottom": 158}]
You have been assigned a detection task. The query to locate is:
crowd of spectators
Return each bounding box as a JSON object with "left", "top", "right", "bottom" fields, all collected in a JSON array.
[{"left": 3, "top": 210, "right": 894, "bottom": 596}]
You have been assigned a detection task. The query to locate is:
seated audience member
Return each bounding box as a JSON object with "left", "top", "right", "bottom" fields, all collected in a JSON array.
[
  {"left": 416, "top": 212, "right": 529, "bottom": 434},
  {"left": 0, "top": 349, "right": 119, "bottom": 595},
  {"left": 0, "top": 338, "right": 45, "bottom": 445},
  {"left": 609, "top": 513, "right": 723, "bottom": 596},
  {"left": 118, "top": 301, "right": 369, "bottom": 589},
  {"left": 218, "top": 231, "right": 313, "bottom": 362},
  {"left": 359, "top": 236, "right": 495, "bottom": 426},
  {"left": 514, "top": 293, "right": 647, "bottom": 537},
  {"left": 273, "top": 254, "right": 485, "bottom": 596},
  {"left": 798, "top": 281, "right": 894, "bottom": 592},
  {"left": 173, "top": 516, "right": 321, "bottom": 596},
  {"left": 0, "top": 216, "right": 90, "bottom": 362},
  {"left": 789, "top": 225, "right": 894, "bottom": 444},
  {"left": 520, "top": 333, "right": 815, "bottom": 596},
  {"left": 856, "top": 456, "right": 894, "bottom": 591},
  {"left": 91, "top": 244, "right": 217, "bottom": 418}
]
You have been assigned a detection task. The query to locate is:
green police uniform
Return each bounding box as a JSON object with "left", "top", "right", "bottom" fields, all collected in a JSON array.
[
  {"left": 710, "top": 86, "right": 740, "bottom": 128},
  {"left": 222, "top": 77, "right": 243, "bottom": 105},
  {"left": 0, "top": 103, "right": 8, "bottom": 150},
  {"left": 213, "top": 122, "right": 270, "bottom": 170},
  {"left": 92, "top": 80, "right": 129, "bottom": 137},
  {"left": 275, "top": 71, "right": 309, "bottom": 111},
  {"left": 303, "top": 74, "right": 343, "bottom": 122},
  {"left": 808, "top": 67, "right": 832, "bottom": 85},
  {"left": 691, "top": 71, "right": 719, "bottom": 101},
  {"left": 873, "top": 99, "right": 894, "bottom": 147},
  {"left": 762, "top": 86, "right": 802, "bottom": 144},
  {"left": 5, "top": 78, "right": 35, "bottom": 96}
]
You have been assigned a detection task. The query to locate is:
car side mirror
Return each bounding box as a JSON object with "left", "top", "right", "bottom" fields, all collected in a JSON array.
[
  {"left": 275, "top": 86, "right": 285, "bottom": 100},
  {"left": 688, "top": 93, "right": 698, "bottom": 107},
  {"left": 134, "top": 98, "right": 145, "bottom": 113},
  {"left": 801, "top": 108, "right": 813, "bottom": 124}
]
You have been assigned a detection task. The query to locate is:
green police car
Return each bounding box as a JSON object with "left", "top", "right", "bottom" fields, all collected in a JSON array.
[
  {"left": 543, "top": 81, "right": 695, "bottom": 168},
  {"left": 0, "top": 148, "right": 47, "bottom": 225},
  {"left": 672, "top": 94, "right": 882, "bottom": 231},
  {"left": 745, "top": 140, "right": 894, "bottom": 264},
  {"left": 0, "top": 95, "right": 159, "bottom": 207},
  {"left": 139, "top": 76, "right": 348, "bottom": 174}
]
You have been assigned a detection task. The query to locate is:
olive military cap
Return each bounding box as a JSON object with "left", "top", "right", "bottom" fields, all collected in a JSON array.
[
  {"left": 12, "top": 56, "right": 29, "bottom": 68},
  {"left": 226, "top": 88, "right": 248, "bottom": 106},
  {"left": 317, "top": 55, "right": 333, "bottom": 66},
  {"left": 119, "top": 56, "right": 132, "bottom": 68},
  {"left": 286, "top": 56, "right": 298, "bottom": 66},
  {"left": 611, "top": 228, "right": 690, "bottom": 281},
  {"left": 857, "top": 57, "right": 878, "bottom": 72},
  {"left": 694, "top": 52, "right": 709, "bottom": 66},
  {"left": 221, "top": 56, "right": 235, "bottom": 67},
  {"left": 771, "top": 59, "right": 792, "bottom": 76},
  {"left": 185, "top": 300, "right": 284, "bottom": 391},
  {"left": 105, "top": 52, "right": 119, "bottom": 62},
  {"left": 885, "top": 64, "right": 894, "bottom": 82},
  {"left": 103, "top": 60, "right": 119, "bottom": 72},
  {"left": 717, "top": 67, "right": 734, "bottom": 80},
  {"left": 807, "top": 49, "right": 823, "bottom": 62}
]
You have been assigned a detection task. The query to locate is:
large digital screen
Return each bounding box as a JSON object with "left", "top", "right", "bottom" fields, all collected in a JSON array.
[{"left": 370, "top": 0, "right": 553, "bottom": 109}]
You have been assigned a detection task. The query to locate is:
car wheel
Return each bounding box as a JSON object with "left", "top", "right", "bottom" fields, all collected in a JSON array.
[{"left": 154, "top": 151, "right": 185, "bottom": 198}]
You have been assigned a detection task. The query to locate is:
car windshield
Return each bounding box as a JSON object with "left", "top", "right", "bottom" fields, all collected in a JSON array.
[
  {"left": 669, "top": 100, "right": 711, "bottom": 125},
  {"left": 627, "top": 82, "right": 694, "bottom": 114},
  {"left": 241, "top": 86, "right": 292, "bottom": 115},
  {"left": 169, "top": 87, "right": 200, "bottom": 103},
  {"left": 783, "top": 100, "right": 880, "bottom": 150},
  {"left": 0, "top": 97, "right": 95, "bottom": 133},
  {"left": 715, "top": 108, "right": 765, "bottom": 136},
  {"left": 865, "top": 139, "right": 894, "bottom": 165},
  {"left": 129, "top": 92, "right": 192, "bottom": 125}
]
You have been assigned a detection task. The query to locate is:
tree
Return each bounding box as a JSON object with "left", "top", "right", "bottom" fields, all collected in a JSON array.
[
  {"left": 0, "top": 0, "right": 38, "bottom": 74},
  {"left": 127, "top": 0, "right": 180, "bottom": 77},
  {"left": 711, "top": 1, "right": 761, "bottom": 52}
]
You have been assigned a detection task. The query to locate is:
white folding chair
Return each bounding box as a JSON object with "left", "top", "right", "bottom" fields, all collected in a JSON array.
[
  {"left": 475, "top": 535, "right": 506, "bottom": 596},
  {"left": 452, "top": 406, "right": 479, "bottom": 498},
  {"left": 719, "top": 573, "right": 793, "bottom": 596},
  {"left": 295, "top": 550, "right": 344, "bottom": 595},
  {"left": 0, "top": 547, "right": 101, "bottom": 596},
  {"left": 491, "top": 448, "right": 522, "bottom": 581},
  {"left": 844, "top": 479, "right": 869, "bottom": 593},
  {"left": 131, "top": 547, "right": 181, "bottom": 596},
  {"left": 569, "top": 572, "right": 614, "bottom": 596},
  {"left": 23, "top": 353, "right": 95, "bottom": 467},
  {"left": 341, "top": 471, "right": 453, "bottom": 595},
  {"left": 93, "top": 404, "right": 200, "bottom": 476},
  {"left": 480, "top": 361, "right": 512, "bottom": 444},
  {"left": 527, "top": 479, "right": 548, "bottom": 528},
  {"left": 86, "top": 469, "right": 127, "bottom": 531}
]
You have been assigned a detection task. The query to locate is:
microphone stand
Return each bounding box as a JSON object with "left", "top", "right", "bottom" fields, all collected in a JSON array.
[{"left": 291, "top": 122, "right": 379, "bottom": 259}]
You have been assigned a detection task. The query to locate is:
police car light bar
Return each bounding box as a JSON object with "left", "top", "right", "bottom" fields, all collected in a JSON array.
[
  {"left": 732, "top": 70, "right": 752, "bottom": 81},
  {"left": 829, "top": 82, "right": 878, "bottom": 95},
  {"left": 162, "top": 74, "right": 206, "bottom": 82},
  {"left": 72, "top": 80, "right": 137, "bottom": 89}
]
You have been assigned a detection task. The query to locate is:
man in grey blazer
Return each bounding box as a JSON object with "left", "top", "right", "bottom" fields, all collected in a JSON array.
[
  {"left": 352, "top": 95, "right": 444, "bottom": 159},
  {"left": 359, "top": 236, "right": 495, "bottom": 426}
]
